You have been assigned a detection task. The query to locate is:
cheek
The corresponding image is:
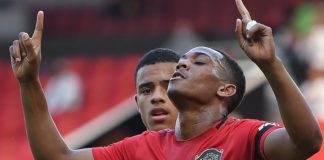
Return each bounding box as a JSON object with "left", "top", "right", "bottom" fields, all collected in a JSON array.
[
  {"left": 137, "top": 96, "right": 150, "bottom": 114},
  {"left": 165, "top": 98, "right": 178, "bottom": 112},
  {"left": 195, "top": 75, "right": 219, "bottom": 92},
  {"left": 169, "top": 106, "right": 179, "bottom": 118}
]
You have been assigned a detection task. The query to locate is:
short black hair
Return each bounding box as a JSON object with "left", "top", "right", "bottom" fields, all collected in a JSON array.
[
  {"left": 134, "top": 48, "right": 180, "bottom": 85},
  {"left": 216, "top": 49, "right": 246, "bottom": 114}
]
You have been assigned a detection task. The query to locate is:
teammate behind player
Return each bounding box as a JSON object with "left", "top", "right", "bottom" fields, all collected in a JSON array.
[{"left": 134, "top": 48, "right": 179, "bottom": 131}]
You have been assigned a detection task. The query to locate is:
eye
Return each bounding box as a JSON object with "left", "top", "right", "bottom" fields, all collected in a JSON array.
[
  {"left": 194, "top": 61, "right": 205, "bottom": 65},
  {"left": 139, "top": 87, "right": 151, "bottom": 95}
]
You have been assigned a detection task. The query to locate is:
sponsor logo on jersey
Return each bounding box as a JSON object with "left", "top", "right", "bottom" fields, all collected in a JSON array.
[{"left": 195, "top": 148, "right": 223, "bottom": 160}]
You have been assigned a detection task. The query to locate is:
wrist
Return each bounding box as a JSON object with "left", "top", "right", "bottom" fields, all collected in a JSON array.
[
  {"left": 19, "top": 77, "right": 41, "bottom": 86},
  {"left": 256, "top": 56, "right": 283, "bottom": 73}
]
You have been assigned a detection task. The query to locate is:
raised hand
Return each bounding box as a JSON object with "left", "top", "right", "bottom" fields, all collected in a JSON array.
[
  {"left": 9, "top": 11, "right": 44, "bottom": 82},
  {"left": 235, "top": 0, "right": 276, "bottom": 66}
]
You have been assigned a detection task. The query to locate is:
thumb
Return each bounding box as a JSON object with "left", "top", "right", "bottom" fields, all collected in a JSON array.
[
  {"left": 235, "top": 19, "right": 245, "bottom": 49},
  {"left": 21, "top": 33, "right": 36, "bottom": 58}
]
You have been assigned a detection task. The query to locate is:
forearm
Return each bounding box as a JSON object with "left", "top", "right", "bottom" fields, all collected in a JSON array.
[
  {"left": 20, "top": 80, "right": 71, "bottom": 160},
  {"left": 259, "top": 58, "right": 322, "bottom": 151}
]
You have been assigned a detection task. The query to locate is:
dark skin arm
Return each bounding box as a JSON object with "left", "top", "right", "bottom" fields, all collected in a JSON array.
[
  {"left": 9, "top": 11, "right": 93, "bottom": 160},
  {"left": 235, "top": 0, "right": 322, "bottom": 159}
]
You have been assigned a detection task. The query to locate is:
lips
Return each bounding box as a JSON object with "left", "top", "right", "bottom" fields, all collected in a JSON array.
[
  {"left": 171, "top": 71, "right": 185, "bottom": 80},
  {"left": 150, "top": 107, "right": 169, "bottom": 122}
]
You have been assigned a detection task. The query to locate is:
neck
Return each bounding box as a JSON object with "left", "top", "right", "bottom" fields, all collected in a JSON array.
[{"left": 175, "top": 103, "right": 226, "bottom": 140}]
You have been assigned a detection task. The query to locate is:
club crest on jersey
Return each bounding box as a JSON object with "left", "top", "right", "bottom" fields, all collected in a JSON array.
[{"left": 195, "top": 148, "right": 223, "bottom": 160}]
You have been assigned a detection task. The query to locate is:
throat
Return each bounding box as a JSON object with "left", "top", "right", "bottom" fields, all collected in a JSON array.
[{"left": 175, "top": 110, "right": 225, "bottom": 140}]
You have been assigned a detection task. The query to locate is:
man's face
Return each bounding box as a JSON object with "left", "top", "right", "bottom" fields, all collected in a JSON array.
[
  {"left": 135, "top": 62, "right": 178, "bottom": 131},
  {"left": 168, "top": 47, "right": 227, "bottom": 105}
]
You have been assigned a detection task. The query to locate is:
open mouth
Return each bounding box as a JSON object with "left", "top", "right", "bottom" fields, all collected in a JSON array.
[
  {"left": 151, "top": 108, "right": 169, "bottom": 122},
  {"left": 171, "top": 71, "right": 185, "bottom": 80}
]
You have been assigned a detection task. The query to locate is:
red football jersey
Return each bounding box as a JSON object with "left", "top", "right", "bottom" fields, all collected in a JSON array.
[{"left": 92, "top": 117, "right": 280, "bottom": 160}]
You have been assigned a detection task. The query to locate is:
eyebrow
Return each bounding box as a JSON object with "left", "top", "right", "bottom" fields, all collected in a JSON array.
[
  {"left": 161, "top": 80, "right": 170, "bottom": 85},
  {"left": 138, "top": 82, "right": 153, "bottom": 89},
  {"left": 138, "top": 79, "right": 170, "bottom": 89}
]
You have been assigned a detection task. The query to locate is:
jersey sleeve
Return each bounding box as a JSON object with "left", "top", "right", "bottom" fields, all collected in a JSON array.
[{"left": 252, "top": 121, "right": 282, "bottom": 160}]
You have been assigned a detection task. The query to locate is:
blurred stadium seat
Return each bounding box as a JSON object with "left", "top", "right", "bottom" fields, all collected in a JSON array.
[{"left": 0, "top": 54, "right": 140, "bottom": 159}]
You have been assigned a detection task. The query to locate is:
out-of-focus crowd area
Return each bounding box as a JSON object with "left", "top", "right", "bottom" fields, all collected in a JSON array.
[{"left": 1, "top": 0, "right": 324, "bottom": 159}]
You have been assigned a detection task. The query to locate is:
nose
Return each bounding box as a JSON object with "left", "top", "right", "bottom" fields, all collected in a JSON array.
[
  {"left": 176, "top": 60, "right": 189, "bottom": 70},
  {"left": 150, "top": 86, "right": 166, "bottom": 105}
]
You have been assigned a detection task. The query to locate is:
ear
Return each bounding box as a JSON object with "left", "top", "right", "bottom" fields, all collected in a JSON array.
[
  {"left": 217, "top": 84, "right": 236, "bottom": 97},
  {"left": 134, "top": 94, "right": 140, "bottom": 112}
]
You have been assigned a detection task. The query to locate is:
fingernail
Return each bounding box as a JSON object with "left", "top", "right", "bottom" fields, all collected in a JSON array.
[
  {"left": 22, "top": 34, "right": 28, "bottom": 40},
  {"left": 16, "top": 58, "right": 21, "bottom": 62}
]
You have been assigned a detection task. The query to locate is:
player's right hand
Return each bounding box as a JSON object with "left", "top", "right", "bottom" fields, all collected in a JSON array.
[
  {"left": 9, "top": 11, "right": 44, "bottom": 82},
  {"left": 235, "top": 0, "right": 277, "bottom": 67}
]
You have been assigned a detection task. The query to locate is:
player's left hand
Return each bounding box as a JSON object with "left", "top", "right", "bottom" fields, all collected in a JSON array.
[{"left": 235, "top": 0, "right": 277, "bottom": 66}]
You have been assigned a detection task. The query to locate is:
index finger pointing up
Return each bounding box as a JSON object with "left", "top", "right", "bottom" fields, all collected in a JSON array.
[
  {"left": 32, "top": 11, "right": 44, "bottom": 40},
  {"left": 235, "top": 0, "right": 251, "bottom": 20}
]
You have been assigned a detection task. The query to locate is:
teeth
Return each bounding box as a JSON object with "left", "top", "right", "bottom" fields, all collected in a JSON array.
[
  {"left": 173, "top": 75, "right": 181, "bottom": 79},
  {"left": 172, "top": 72, "right": 182, "bottom": 78}
]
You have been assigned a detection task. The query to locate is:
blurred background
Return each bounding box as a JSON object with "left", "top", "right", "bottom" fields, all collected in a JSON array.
[{"left": 1, "top": 0, "right": 324, "bottom": 159}]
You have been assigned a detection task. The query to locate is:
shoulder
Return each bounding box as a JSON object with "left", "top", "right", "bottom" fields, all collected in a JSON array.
[
  {"left": 222, "top": 117, "right": 281, "bottom": 135},
  {"left": 96, "top": 130, "right": 165, "bottom": 147},
  {"left": 225, "top": 117, "right": 282, "bottom": 145},
  {"left": 226, "top": 117, "right": 280, "bottom": 127}
]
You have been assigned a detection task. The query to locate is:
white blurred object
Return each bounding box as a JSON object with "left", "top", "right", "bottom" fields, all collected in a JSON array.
[
  {"left": 307, "top": 25, "right": 324, "bottom": 70},
  {"left": 45, "top": 58, "right": 83, "bottom": 114},
  {"left": 302, "top": 25, "right": 324, "bottom": 120},
  {"left": 301, "top": 78, "right": 324, "bottom": 120},
  {"left": 45, "top": 70, "right": 83, "bottom": 114}
]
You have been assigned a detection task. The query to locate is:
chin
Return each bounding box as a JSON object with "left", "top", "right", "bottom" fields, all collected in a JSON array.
[
  {"left": 167, "top": 87, "right": 186, "bottom": 104},
  {"left": 167, "top": 86, "right": 178, "bottom": 99},
  {"left": 150, "top": 124, "right": 170, "bottom": 131},
  {"left": 168, "top": 81, "right": 182, "bottom": 95}
]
